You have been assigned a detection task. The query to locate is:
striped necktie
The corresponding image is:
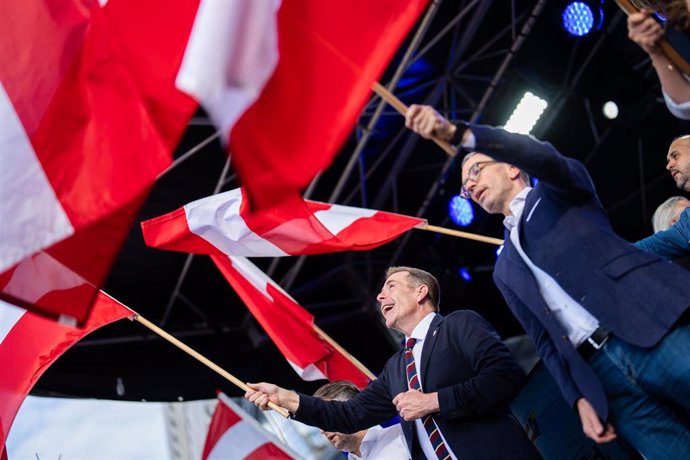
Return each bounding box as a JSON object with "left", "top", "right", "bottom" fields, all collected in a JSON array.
[{"left": 405, "top": 338, "right": 452, "bottom": 460}]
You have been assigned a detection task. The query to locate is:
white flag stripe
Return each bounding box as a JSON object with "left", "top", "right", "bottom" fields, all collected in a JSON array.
[
  {"left": 314, "top": 204, "right": 377, "bottom": 235},
  {"left": 210, "top": 394, "right": 298, "bottom": 459},
  {"left": 207, "top": 419, "right": 267, "bottom": 460},
  {"left": 186, "top": 189, "right": 288, "bottom": 257},
  {"left": 3, "top": 253, "right": 87, "bottom": 305},
  {"left": 0, "top": 83, "right": 73, "bottom": 272},
  {"left": 176, "top": 0, "right": 280, "bottom": 143},
  {"left": 287, "top": 360, "right": 328, "bottom": 381},
  {"left": 229, "top": 256, "right": 299, "bottom": 303},
  {"left": 0, "top": 300, "right": 25, "bottom": 346}
]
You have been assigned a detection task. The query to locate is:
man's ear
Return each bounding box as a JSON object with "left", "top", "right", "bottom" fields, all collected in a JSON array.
[
  {"left": 507, "top": 165, "right": 522, "bottom": 181},
  {"left": 416, "top": 284, "right": 429, "bottom": 303}
]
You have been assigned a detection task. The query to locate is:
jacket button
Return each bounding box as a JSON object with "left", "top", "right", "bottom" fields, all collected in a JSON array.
[
  {"left": 580, "top": 296, "right": 586, "bottom": 302},
  {"left": 562, "top": 336, "right": 568, "bottom": 342}
]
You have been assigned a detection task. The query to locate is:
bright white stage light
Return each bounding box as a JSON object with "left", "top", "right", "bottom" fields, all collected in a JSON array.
[
  {"left": 504, "top": 91, "right": 548, "bottom": 134},
  {"left": 602, "top": 101, "right": 618, "bottom": 119}
]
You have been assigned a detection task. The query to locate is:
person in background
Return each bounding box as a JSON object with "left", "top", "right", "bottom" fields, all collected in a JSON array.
[
  {"left": 313, "top": 380, "right": 410, "bottom": 460},
  {"left": 627, "top": 4, "right": 690, "bottom": 119}
]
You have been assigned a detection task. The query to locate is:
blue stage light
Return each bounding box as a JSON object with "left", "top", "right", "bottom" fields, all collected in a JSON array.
[
  {"left": 448, "top": 195, "right": 474, "bottom": 227},
  {"left": 562, "top": 2, "right": 601, "bottom": 37},
  {"left": 459, "top": 267, "right": 472, "bottom": 282}
]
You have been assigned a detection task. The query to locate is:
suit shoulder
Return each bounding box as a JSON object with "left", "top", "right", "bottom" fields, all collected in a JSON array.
[{"left": 444, "top": 309, "right": 486, "bottom": 324}]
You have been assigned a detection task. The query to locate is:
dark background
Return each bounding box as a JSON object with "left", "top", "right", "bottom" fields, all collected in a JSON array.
[{"left": 34, "top": 0, "right": 690, "bottom": 402}]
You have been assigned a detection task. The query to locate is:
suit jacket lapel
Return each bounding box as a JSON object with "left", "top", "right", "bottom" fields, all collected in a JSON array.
[{"left": 420, "top": 314, "right": 443, "bottom": 389}]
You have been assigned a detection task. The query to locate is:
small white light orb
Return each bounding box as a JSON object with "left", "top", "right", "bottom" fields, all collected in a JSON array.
[{"left": 602, "top": 101, "right": 618, "bottom": 119}]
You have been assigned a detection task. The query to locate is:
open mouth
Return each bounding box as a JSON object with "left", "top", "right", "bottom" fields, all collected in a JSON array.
[
  {"left": 381, "top": 304, "right": 394, "bottom": 315},
  {"left": 474, "top": 188, "right": 486, "bottom": 202}
]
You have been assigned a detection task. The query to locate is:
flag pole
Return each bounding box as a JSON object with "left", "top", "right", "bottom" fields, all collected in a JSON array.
[
  {"left": 418, "top": 224, "right": 503, "bottom": 246},
  {"left": 371, "top": 82, "right": 457, "bottom": 157},
  {"left": 133, "top": 314, "right": 290, "bottom": 418},
  {"left": 312, "top": 324, "right": 377, "bottom": 380},
  {"left": 613, "top": 0, "right": 690, "bottom": 74}
]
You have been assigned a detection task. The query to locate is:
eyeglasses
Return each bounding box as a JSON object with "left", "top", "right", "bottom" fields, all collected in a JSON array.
[{"left": 460, "top": 161, "right": 498, "bottom": 199}]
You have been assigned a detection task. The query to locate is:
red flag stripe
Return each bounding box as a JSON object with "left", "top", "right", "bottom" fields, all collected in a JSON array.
[{"left": 0, "top": 292, "right": 132, "bottom": 448}]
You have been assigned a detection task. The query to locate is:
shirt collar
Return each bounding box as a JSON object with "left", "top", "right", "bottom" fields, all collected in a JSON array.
[
  {"left": 406, "top": 312, "right": 436, "bottom": 343},
  {"left": 503, "top": 186, "right": 532, "bottom": 231}
]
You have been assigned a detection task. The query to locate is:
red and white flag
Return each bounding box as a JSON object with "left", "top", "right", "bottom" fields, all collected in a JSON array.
[
  {"left": 0, "top": 292, "right": 133, "bottom": 456},
  {"left": 202, "top": 392, "right": 296, "bottom": 460},
  {"left": 142, "top": 188, "right": 425, "bottom": 257},
  {"left": 175, "top": 0, "right": 429, "bottom": 210},
  {"left": 1, "top": 0, "right": 426, "bottom": 323},
  {"left": 0, "top": 0, "right": 198, "bottom": 323},
  {"left": 212, "top": 255, "right": 371, "bottom": 388}
]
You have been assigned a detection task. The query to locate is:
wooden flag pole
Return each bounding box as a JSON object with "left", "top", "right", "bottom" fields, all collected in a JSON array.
[
  {"left": 614, "top": 0, "right": 690, "bottom": 74},
  {"left": 419, "top": 223, "right": 504, "bottom": 246},
  {"left": 133, "top": 314, "right": 290, "bottom": 418},
  {"left": 312, "top": 324, "right": 377, "bottom": 381},
  {"left": 371, "top": 82, "right": 458, "bottom": 157}
]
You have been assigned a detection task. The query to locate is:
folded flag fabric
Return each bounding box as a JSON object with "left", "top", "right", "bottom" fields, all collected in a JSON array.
[
  {"left": 142, "top": 188, "right": 425, "bottom": 257},
  {"left": 212, "top": 255, "right": 371, "bottom": 388},
  {"left": 177, "top": 0, "right": 429, "bottom": 210},
  {"left": 0, "top": 292, "right": 133, "bottom": 456},
  {"left": 0, "top": 0, "right": 187, "bottom": 323},
  {"left": 202, "top": 392, "right": 297, "bottom": 460}
]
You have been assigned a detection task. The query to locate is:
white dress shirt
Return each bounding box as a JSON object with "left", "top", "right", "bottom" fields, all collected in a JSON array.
[
  {"left": 347, "top": 424, "right": 410, "bottom": 460},
  {"left": 505, "top": 187, "right": 600, "bottom": 347},
  {"left": 406, "top": 313, "right": 458, "bottom": 460}
]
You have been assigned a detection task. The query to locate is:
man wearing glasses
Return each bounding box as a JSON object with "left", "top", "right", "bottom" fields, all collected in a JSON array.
[{"left": 405, "top": 105, "right": 690, "bottom": 458}]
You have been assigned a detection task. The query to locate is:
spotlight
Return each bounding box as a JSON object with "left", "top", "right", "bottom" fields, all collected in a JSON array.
[
  {"left": 448, "top": 195, "right": 474, "bottom": 227},
  {"left": 562, "top": 1, "right": 603, "bottom": 37},
  {"left": 458, "top": 267, "right": 472, "bottom": 282},
  {"left": 504, "top": 91, "right": 548, "bottom": 135},
  {"left": 602, "top": 101, "right": 618, "bottom": 119}
]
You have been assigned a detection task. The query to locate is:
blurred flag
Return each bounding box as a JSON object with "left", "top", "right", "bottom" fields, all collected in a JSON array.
[
  {"left": 202, "top": 392, "right": 297, "bottom": 460},
  {"left": 142, "top": 188, "right": 425, "bottom": 257},
  {"left": 175, "top": 0, "right": 429, "bottom": 210},
  {"left": 212, "top": 255, "right": 371, "bottom": 388},
  {"left": 0, "top": 292, "right": 133, "bottom": 456}
]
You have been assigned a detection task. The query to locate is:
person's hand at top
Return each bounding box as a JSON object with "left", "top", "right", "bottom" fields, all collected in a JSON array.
[{"left": 628, "top": 9, "right": 664, "bottom": 56}]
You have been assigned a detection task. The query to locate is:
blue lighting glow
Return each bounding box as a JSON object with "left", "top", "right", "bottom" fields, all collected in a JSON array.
[
  {"left": 562, "top": 2, "right": 595, "bottom": 36},
  {"left": 459, "top": 267, "right": 472, "bottom": 282},
  {"left": 448, "top": 195, "right": 474, "bottom": 227}
]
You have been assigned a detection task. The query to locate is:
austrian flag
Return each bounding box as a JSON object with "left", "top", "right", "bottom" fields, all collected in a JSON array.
[
  {"left": 212, "top": 255, "right": 371, "bottom": 388},
  {"left": 202, "top": 393, "right": 297, "bottom": 460},
  {"left": 141, "top": 188, "right": 425, "bottom": 257}
]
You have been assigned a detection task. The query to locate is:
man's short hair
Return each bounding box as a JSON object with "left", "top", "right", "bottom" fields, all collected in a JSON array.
[
  {"left": 461, "top": 151, "right": 530, "bottom": 184},
  {"left": 652, "top": 196, "right": 689, "bottom": 232},
  {"left": 313, "top": 380, "right": 360, "bottom": 401},
  {"left": 384, "top": 266, "right": 440, "bottom": 312}
]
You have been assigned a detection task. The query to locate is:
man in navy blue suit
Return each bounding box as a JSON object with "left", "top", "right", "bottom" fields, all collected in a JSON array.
[
  {"left": 405, "top": 105, "right": 690, "bottom": 458},
  {"left": 246, "top": 266, "right": 541, "bottom": 460}
]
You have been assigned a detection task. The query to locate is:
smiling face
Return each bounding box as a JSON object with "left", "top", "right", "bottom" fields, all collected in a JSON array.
[
  {"left": 667, "top": 137, "right": 690, "bottom": 192},
  {"left": 377, "top": 271, "right": 429, "bottom": 336},
  {"left": 460, "top": 153, "right": 526, "bottom": 215}
]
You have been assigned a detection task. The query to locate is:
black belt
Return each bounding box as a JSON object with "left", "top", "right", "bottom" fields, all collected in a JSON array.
[{"left": 577, "top": 326, "right": 611, "bottom": 361}]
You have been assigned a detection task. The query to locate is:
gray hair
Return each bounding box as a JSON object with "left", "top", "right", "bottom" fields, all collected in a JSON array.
[
  {"left": 461, "top": 152, "right": 530, "bottom": 184},
  {"left": 652, "top": 196, "right": 689, "bottom": 232}
]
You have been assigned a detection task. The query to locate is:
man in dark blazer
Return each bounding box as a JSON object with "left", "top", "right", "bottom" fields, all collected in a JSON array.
[
  {"left": 405, "top": 105, "right": 690, "bottom": 458},
  {"left": 246, "top": 266, "right": 541, "bottom": 460}
]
